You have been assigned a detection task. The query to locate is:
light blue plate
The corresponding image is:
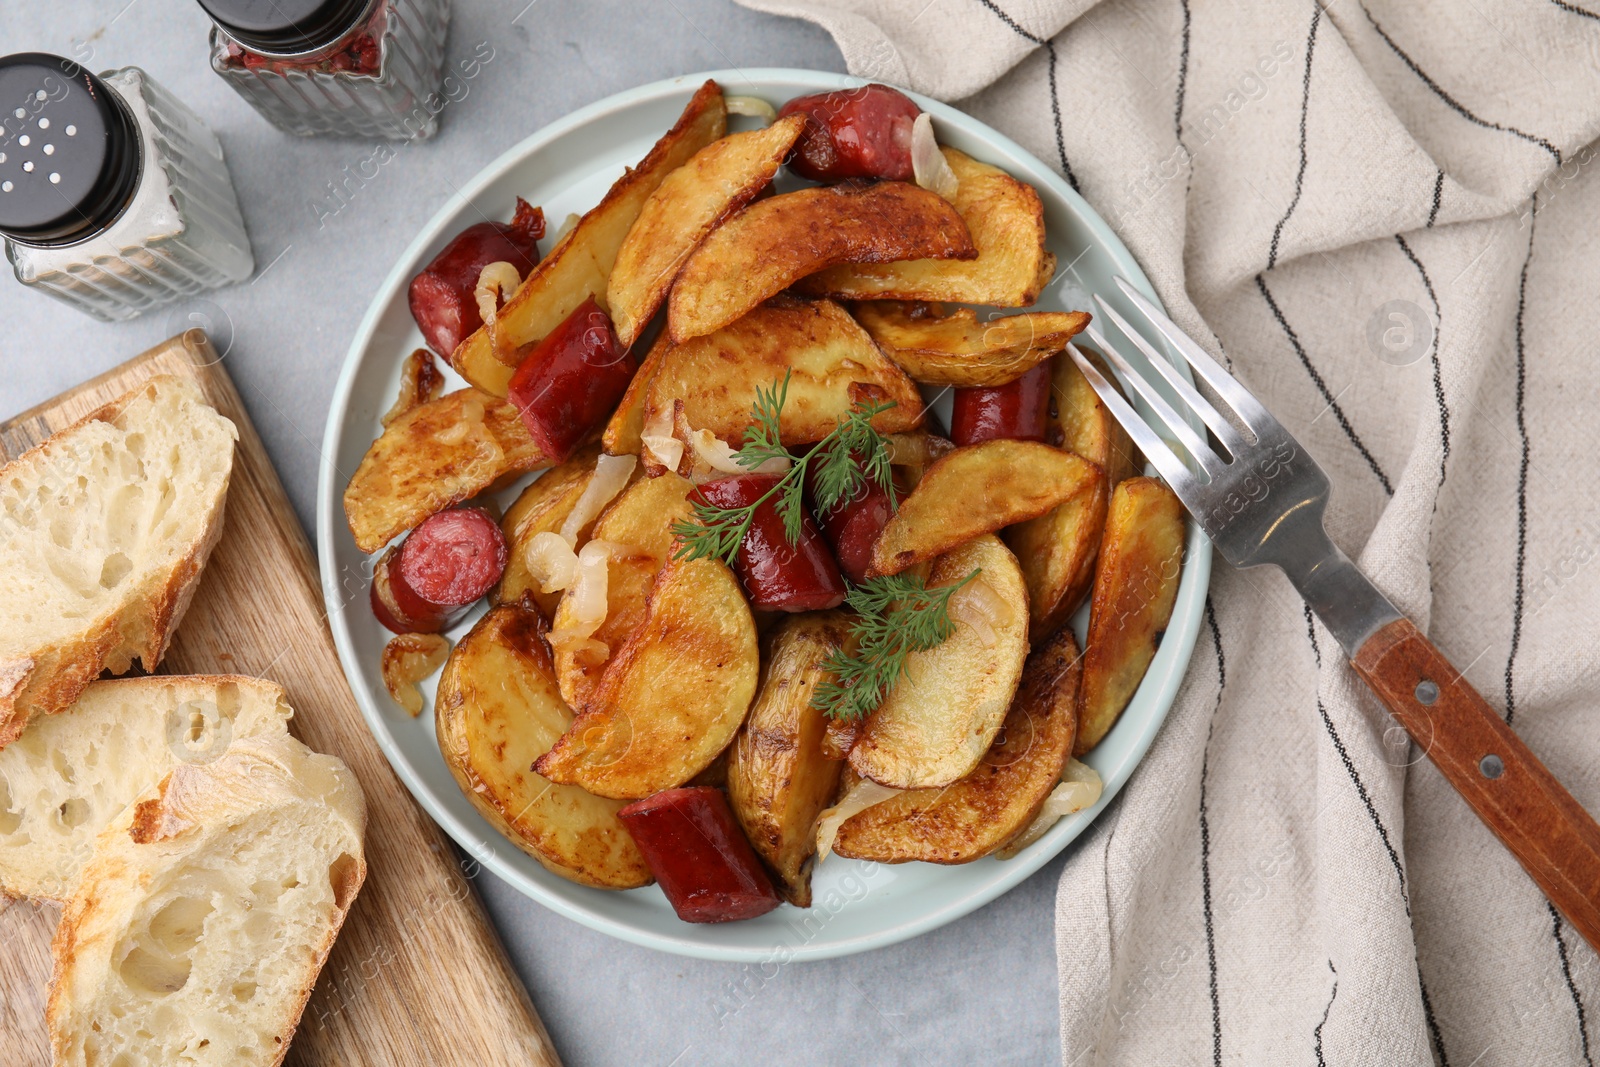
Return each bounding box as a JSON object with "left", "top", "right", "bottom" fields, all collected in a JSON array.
[{"left": 316, "top": 69, "right": 1211, "bottom": 962}]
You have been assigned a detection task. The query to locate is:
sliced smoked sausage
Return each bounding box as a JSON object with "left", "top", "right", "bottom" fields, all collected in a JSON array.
[
  {"left": 408, "top": 197, "right": 545, "bottom": 361},
  {"left": 370, "top": 507, "right": 508, "bottom": 634},
  {"left": 695, "top": 473, "right": 847, "bottom": 612},
  {"left": 618, "top": 788, "right": 782, "bottom": 923},
  {"left": 778, "top": 84, "right": 921, "bottom": 183}
]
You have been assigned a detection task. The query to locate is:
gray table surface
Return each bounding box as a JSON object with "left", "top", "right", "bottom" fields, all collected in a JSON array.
[{"left": 0, "top": 3, "right": 1068, "bottom": 1064}]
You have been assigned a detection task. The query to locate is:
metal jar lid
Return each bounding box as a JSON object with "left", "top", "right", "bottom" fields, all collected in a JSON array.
[
  {"left": 0, "top": 53, "right": 141, "bottom": 246},
  {"left": 196, "top": 0, "right": 373, "bottom": 56}
]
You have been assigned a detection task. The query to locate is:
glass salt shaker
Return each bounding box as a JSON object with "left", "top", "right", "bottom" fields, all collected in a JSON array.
[
  {"left": 200, "top": 0, "right": 451, "bottom": 141},
  {"left": 0, "top": 54, "right": 255, "bottom": 322}
]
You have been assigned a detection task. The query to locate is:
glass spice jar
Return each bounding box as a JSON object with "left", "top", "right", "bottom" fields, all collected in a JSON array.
[
  {"left": 200, "top": 0, "right": 451, "bottom": 141},
  {"left": 0, "top": 54, "right": 255, "bottom": 322}
]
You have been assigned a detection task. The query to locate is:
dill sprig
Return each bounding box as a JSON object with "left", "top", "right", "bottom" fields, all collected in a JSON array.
[
  {"left": 811, "top": 569, "right": 981, "bottom": 721},
  {"left": 670, "top": 372, "right": 899, "bottom": 566},
  {"left": 812, "top": 396, "right": 899, "bottom": 515}
]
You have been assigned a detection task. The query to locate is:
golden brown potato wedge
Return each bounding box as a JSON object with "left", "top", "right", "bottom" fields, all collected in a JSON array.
[
  {"left": 436, "top": 603, "right": 651, "bottom": 889},
  {"left": 1004, "top": 460, "right": 1108, "bottom": 640},
  {"left": 850, "top": 535, "right": 1029, "bottom": 789},
  {"left": 601, "top": 330, "right": 669, "bottom": 456},
  {"left": 453, "top": 81, "right": 728, "bottom": 396},
  {"left": 608, "top": 115, "right": 807, "bottom": 348},
  {"left": 535, "top": 556, "right": 759, "bottom": 799},
  {"left": 495, "top": 443, "right": 606, "bottom": 616},
  {"left": 869, "top": 440, "right": 1102, "bottom": 577},
  {"left": 852, "top": 302, "right": 1090, "bottom": 387},
  {"left": 646, "top": 296, "right": 924, "bottom": 447},
  {"left": 1076, "top": 477, "right": 1184, "bottom": 755},
  {"left": 834, "top": 626, "right": 1081, "bottom": 864},
  {"left": 726, "top": 613, "right": 850, "bottom": 906},
  {"left": 550, "top": 472, "right": 694, "bottom": 711},
  {"left": 667, "top": 182, "right": 977, "bottom": 343},
  {"left": 799, "top": 148, "right": 1051, "bottom": 307},
  {"left": 344, "top": 388, "right": 547, "bottom": 553},
  {"left": 1054, "top": 346, "right": 1141, "bottom": 487}
]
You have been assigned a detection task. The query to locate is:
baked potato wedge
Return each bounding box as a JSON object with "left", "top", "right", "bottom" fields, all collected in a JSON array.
[
  {"left": 453, "top": 80, "right": 728, "bottom": 396},
  {"left": 645, "top": 296, "right": 924, "bottom": 447},
  {"left": 852, "top": 302, "right": 1090, "bottom": 387},
  {"left": 667, "top": 182, "right": 977, "bottom": 343},
  {"left": 436, "top": 602, "right": 651, "bottom": 889},
  {"left": 608, "top": 114, "right": 807, "bottom": 348},
  {"left": 799, "top": 148, "right": 1051, "bottom": 307},
  {"left": 344, "top": 387, "right": 547, "bottom": 553},
  {"left": 1076, "top": 477, "right": 1184, "bottom": 755},
  {"left": 550, "top": 471, "right": 693, "bottom": 711},
  {"left": 834, "top": 626, "right": 1081, "bottom": 864},
  {"left": 1054, "top": 346, "right": 1140, "bottom": 487},
  {"left": 601, "top": 329, "right": 669, "bottom": 456},
  {"left": 1004, "top": 459, "right": 1108, "bottom": 640},
  {"left": 495, "top": 443, "right": 607, "bottom": 616},
  {"left": 726, "top": 613, "right": 851, "bottom": 906},
  {"left": 850, "top": 535, "right": 1029, "bottom": 789},
  {"left": 869, "top": 440, "right": 1101, "bottom": 577},
  {"left": 536, "top": 556, "right": 759, "bottom": 799}
]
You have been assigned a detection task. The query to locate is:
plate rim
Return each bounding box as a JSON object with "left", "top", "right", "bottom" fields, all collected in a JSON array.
[{"left": 316, "top": 67, "right": 1212, "bottom": 962}]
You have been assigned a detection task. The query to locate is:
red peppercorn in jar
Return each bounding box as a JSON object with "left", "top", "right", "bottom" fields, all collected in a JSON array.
[{"left": 199, "top": 0, "right": 452, "bottom": 140}]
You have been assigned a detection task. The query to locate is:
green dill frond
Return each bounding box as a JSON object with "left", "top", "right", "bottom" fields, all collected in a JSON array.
[{"left": 810, "top": 569, "right": 981, "bottom": 720}]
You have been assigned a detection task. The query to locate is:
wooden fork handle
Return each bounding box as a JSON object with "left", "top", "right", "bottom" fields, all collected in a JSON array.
[{"left": 1351, "top": 618, "right": 1600, "bottom": 950}]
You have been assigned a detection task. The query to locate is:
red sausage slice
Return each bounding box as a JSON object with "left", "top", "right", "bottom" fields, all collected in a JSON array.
[
  {"left": 408, "top": 198, "right": 545, "bottom": 361},
  {"left": 507, "top": 296, "right": 635, "bottom": 464},
  {"left": 806, "top": 461, "right": 893, "bottom": 586},
  {"left": 950, "top": 361, "right": 1052, "bottom": 447},
  {"left": 695, "top": 473, "right": 847, "bottom": 612},
  {"left": 370, "top": 507, "right": 508, "bottom": 634},
  {"left": 618, "top": 788, "right": 781, "bottom": 923},
  {"left": 778, "top": 84, "right": 921, "bottom": 183}
]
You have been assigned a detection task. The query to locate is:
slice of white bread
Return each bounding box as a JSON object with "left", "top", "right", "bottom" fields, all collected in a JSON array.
[
  {"left": 0, "top": 375, "right": 238, "bottom": 746},
  {"left": 0, "top": 676, "right": 293, "bottom": 903},
  {"left": 47, "top": 731, "right": 366, "bottom": 1067}
]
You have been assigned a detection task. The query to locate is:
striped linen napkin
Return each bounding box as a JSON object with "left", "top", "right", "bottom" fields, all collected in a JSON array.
[{"left": 732, "top": 1, "right": 1600, "bottom": 1063}]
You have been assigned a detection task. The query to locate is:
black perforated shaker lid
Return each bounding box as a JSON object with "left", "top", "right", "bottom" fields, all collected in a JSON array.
[
  {"left": 196, "top": 0, "right": 371, "bottom": 54},
  {"left": 0, "top": 54, "right": 140, "bottom": 246}
]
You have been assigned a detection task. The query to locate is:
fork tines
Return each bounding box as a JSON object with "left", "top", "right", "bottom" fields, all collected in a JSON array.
[{"left": 1067, "top": 276, "right": 1281, "bottom": 497}]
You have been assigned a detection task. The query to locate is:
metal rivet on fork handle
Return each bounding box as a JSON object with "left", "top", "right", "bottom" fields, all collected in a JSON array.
[
  {"left": 1415, "top": 679, "right": 1439, "bottom": 705},
  {"left": 1481, "top": 755, "right": 1505, "bottom": 779}
]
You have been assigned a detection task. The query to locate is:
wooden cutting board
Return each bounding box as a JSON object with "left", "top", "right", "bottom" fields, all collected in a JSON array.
[{"left": 0, "top": 331, "right": 561, "bottom": 1067}]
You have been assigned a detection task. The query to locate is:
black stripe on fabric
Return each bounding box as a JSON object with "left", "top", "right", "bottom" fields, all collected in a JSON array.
[
  {"left": 1175, "top": 0, "right": 1192, "bottom": 145},
  {"left": 1506, "top": 196, "right": 1535, "bottom": 727},
  {"left": 1269, "top": 3, "right": 1321, "bottom": 270},
  {"left": 1200, "top": 598, "right": 1225, "bottom": 1067},
  {"left": 1394, "top": 234, "right": 1449, "bottom": 488},
  {"left": 1550, "top": 901, "right": 1597, "bottom": 1065},
  {"left": 1552, "top": 0, "right": 1600, "bottom": 19},
  {"left": 1314, "top": 697, "right": 1409, "bottom": 906},
  {"left": 973, "top": 0, "right": 1080, "bottom": 190},
  {"left": 1304, "top": 606, "right": 1452, "bottom": 1066},
  {"left": 1256, "top": 274, "right": 1395, "bottom": 495},
  {"left": 1359, "top": 3, "right": 1561, "bottom": 162},
  {"left": 1314, "top": 960, "right": 1338, "bottom": 1067},
  {"left": 1505, "top": 201, "right": 1587, "bottom": 1067},
  {"left": 1419, "top": 979, "right": 1451, "bottom": 1067},
  {"left": 1427, "top": 170, "right": 1444, "bottom": 227}
]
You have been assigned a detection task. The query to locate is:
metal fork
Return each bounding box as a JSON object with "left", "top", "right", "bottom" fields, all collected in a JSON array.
[{"left": 1073, "top": 276, "right": 1600, "bottom": 953}]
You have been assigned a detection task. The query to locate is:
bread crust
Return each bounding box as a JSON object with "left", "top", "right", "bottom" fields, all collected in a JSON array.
[{"left": 0, "top": 376, "right": 235, "bottom": 746}]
